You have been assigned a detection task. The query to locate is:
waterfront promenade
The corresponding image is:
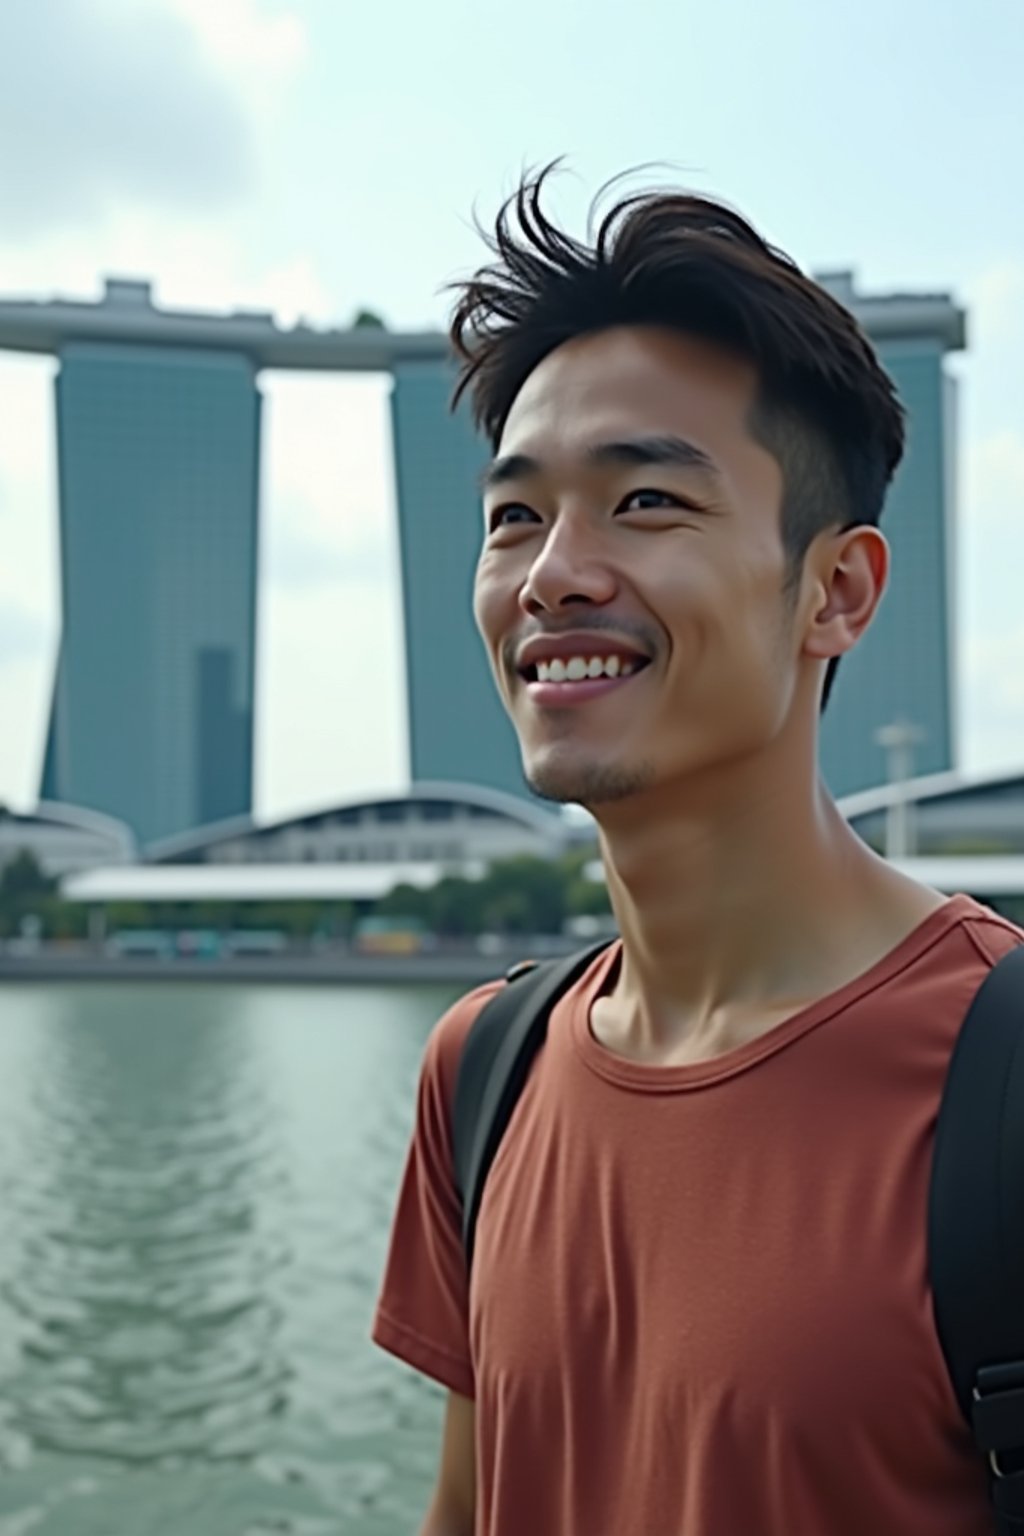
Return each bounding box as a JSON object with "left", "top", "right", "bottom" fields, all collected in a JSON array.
[{"left": 0, "top": 939, "right": 585, "bottom": 987}]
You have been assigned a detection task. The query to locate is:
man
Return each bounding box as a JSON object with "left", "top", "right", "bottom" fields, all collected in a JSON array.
[{"left": 372, "top": 168, "right": 1020, "bottom": 1535}]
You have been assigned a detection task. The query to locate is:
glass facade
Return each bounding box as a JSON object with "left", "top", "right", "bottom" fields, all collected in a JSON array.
[
  {"left": 21, "top": 280, "right": 958, "bottom": 842},
  {"left": 820, "top": 339, "right": 957, "bottom": 797},
  {"left": 391, "top": 360, "right": 523, "bottom": 798},
  {"left": 41, "top": 343, "right": 260, "bottom": 847}
]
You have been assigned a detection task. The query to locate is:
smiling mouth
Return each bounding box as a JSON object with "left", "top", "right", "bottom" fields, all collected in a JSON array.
[
  {"left": 517, "top": 656, "right": 652, "bottom": 707},
  {"left": 517, "top": 657, "right": 651, "bottom": 685}
]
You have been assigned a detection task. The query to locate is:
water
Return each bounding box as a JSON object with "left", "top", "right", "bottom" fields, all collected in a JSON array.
[{"left": 0, "top": 980, "right": 463, "bottom": 1535}]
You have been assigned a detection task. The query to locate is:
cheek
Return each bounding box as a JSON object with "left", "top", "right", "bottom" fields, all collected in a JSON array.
[
  {"left": 654, "top": 543, "right": 787, "bottom": 684},
  {"left": 709, "top": 566, "right": 795, "bottom": 729},
  {"left": 730, "top": 544, "right": 792, "bottom": 658},
  {"left": 473, "top": 560, "right": 513, "bottom": 662}
]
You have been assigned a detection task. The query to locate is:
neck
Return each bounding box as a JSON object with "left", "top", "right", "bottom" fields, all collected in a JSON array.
[{"left": 591, "top": 737, "right": 939, "bottom": 1057}]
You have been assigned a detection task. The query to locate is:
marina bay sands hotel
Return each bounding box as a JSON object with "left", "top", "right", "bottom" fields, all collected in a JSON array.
[{"left": 0, "top": 276, "right": 964, "bottom": 849}]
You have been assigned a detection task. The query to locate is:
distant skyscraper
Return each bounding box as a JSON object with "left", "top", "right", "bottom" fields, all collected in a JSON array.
[
  {"left": 817, "top": 274, "right": 963, "bottom": 797},
  {"left": 0, "top": 270, "right": 964, "bottom": 832},
  {"left": 40, "top": 330, "right": 260, "bottom": 846},
  {"left": 390, "top": 359, "right": 522, "bottom": 799}
]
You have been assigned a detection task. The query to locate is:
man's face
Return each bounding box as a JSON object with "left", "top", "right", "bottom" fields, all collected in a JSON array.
[{"left": 473, "top": 325, "right": 804, "bottom": 808}]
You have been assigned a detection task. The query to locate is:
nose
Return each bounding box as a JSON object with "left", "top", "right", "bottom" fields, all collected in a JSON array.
[{"left": 519, "top": 515, "right": 619, "bottom": 616}]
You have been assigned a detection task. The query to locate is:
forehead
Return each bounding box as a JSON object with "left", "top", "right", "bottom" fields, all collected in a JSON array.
[{"left": 497, "top": 326, "right": 760, "bottom": 460}]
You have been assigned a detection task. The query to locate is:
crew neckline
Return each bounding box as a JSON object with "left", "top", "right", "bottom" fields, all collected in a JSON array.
[{"left": 570, "top": 893, "right": 981, "bottom": 1093}]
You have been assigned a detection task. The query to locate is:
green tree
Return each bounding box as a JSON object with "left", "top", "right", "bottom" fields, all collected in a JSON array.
[
  {"left": 352, "top": 307, "right": 387, "bottom": 329},
  {"left": 38, "top": 898, "right": 89, "bottom": 941},
  {"left": 480, "top": 887, "right": 534, "bottom": 934},
  {"left": 430, "top": 875, "right": 486, "bottom": 937},
  {"left": 105, "top": 901, "right": 156, "bottom": 931},
  {"left": 479, "top": 856, "right": 569, "bottom": 935},
  {"left": 0, "top": 850, "right": 57, "bottom": 937},
  {"left": 0, "top": 849, "right": 54, "bottom": 902},
  {"left": 376, "top": 882, "right": 432, "bottom": 924},
  {"left": 371, "top": 850, "right": 608, "bottom": 939},
  {"left": 566, "top": 873, "right": 612, "bottom": 918}
]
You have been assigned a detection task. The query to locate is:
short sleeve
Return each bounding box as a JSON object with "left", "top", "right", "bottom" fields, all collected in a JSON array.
[{"left": 371, "top": 980, "right": 502, "bottom": 1399}]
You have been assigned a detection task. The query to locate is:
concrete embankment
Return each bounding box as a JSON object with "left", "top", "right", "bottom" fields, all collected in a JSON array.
[{"left": 0, "top": 946, "right": 582, "bottom": 987}]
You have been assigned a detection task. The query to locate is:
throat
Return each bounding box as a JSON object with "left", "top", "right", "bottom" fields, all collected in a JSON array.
[{"left": 589, "top": 992, "right": 807, "bottom": 1068}]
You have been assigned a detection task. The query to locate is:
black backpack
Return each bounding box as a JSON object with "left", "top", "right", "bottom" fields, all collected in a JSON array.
[{"left": 452, "top": 939, "right": 1024, "bottom": 1534}]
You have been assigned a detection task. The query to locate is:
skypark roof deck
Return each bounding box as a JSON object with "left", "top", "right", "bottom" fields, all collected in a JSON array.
[
  {"left": 0, "top": 278, "right": 450, "bottom": 371},
  {"left": 0, "top": 274, "right": 964, "bottom": 372}
]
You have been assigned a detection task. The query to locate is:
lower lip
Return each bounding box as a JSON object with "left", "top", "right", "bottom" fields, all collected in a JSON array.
[{"left": 523, "top": 669, "right": 645, "bottom": 706}]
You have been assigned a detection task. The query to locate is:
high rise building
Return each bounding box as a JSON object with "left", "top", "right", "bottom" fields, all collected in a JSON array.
[
  {"left": 40, "top": 326, "right": 260, "bottom": 846},
  {"left": 390, "top": 359, "right": 521, "bottom": 797},
  {"left": 0, "top": 279, "right": 446, "bottom": 846},
  {"left": 817, "top": 273, "right": 963, "bottom": 797},
  {"left": 0, "top": 271, "right": 964, "bottom": 838}
]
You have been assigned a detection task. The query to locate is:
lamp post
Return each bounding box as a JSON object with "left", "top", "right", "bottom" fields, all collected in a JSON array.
[{"left": 875, "top": 720, "right": 925, "bottom": 858}]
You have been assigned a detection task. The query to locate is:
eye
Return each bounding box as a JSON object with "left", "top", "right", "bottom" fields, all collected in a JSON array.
[
  {"left": 618, "top": 488, "right": 690, "bottom": 512},
  {"left": 488, "top": 503, "right": 541, "bottom": 532}
]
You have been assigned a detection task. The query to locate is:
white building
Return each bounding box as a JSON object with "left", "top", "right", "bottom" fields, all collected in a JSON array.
[
  {"left": 0, "top": 801, "right": 136, "bottom": 879},
  {"left": 62, "top": 783, "right": 590, "bottom": 905}
]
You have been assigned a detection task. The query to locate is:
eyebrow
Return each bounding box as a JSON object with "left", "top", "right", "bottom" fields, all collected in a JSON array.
[{"left": 480, "top": 435, "right": 722, "bottom": 492}]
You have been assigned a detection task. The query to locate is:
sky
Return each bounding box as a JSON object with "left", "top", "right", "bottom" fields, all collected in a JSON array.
[{"left": 0, "top": 0, "right": 1022, "bottom": 824}]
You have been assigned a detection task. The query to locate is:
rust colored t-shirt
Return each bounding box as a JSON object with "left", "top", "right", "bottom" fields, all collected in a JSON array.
[{"left": 372, "top": 894, "right": 1022, "bottom": 1535}]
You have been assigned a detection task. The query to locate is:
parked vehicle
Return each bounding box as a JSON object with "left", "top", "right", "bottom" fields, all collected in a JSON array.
[
  {"left": 106, "top": 929, "right": 176, "bottom": 959},
  {"left": 353, "top": 916, "right": 433, "bottom": 955},
  {"left": 224, "top": 929, "right": 289, "bottom": 956},
  {"left": 175, "top": 929, "right": 222, "bottom": 960}
]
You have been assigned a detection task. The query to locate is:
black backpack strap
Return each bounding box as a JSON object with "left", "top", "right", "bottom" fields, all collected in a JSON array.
[
  {"left": 929, "top": 941, "right": 1024, "bottom": 1531},
  {"left": 452, "top": 940, "right": 614, "bottom": 1268}
]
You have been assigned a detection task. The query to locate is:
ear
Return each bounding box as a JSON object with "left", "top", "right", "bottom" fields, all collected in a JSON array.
[{"left": 800, "top": 524, "right": 889, "bottom": 664}]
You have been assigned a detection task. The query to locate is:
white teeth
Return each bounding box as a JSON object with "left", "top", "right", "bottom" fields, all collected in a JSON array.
[{"left": 534, "top": 654, "right": 641, "bottom": 683}]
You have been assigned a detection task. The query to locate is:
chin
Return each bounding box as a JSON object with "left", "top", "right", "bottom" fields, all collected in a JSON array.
[{"left": 524, "top": 752, "right": 657, "bottom": 807}]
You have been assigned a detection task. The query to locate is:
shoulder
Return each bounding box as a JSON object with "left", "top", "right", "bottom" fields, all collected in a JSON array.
[
  {"left": 953, "top": 896, "right": 1024, "bottom": 967},
  {"left": 419, "top": 941, "right": 620, "bottom": 1108},
  {"left": 421, "top": 976, "right": 507, "bottom": 1117}
]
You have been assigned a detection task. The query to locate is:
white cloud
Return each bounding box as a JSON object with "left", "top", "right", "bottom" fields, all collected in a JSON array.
[
  {"left": 961, "top": 621, "right": 1024, "bottom": 775},
  {"left": 260, "top": 372, "right": 395, "bottom": 539},
  {"left": 235, "top": 256, "right": 339, "bottom": 329},
  {"left": 958, "top": 423, "right": 1024, "bottom": 775},
  {"left": 0, "top": 354, "right": 59, "bottom": 673},
  {"left": 254, "top": 577, "right": 406, "bottom": 821},
  {"left": 259, "top": 373, "right": 399, "bottom": 590},
  {"left": 0, "top": 655, "right": 55, "bottom": 814},
  {"left": 162, "top": 0, "right": 308, "bottom": 94},
  {"left": 266, "top": 519, "right": 394, "bottom": 588},
  {"left": 967, "top": 260, "right": 1024, "bottom": 342},
  {"left": 0, "top": 234, "right": 341, "bottom": 341},
  {"left": 953, "top": 257, "right": 1024, "bottom": 777},
  {"left": 967, "top": 626, "right": 1024, "bottom": 711},
  {"left": 0, "top": 0, "right": 319, "bottom": 317},
  {"left": 0, "top": 0, "right": 256, "bottom": 237},
  {"left": 0, "top": 356, "right": 57, "bottom": 503},
  {"left": 0, "top": 359, "right": 71, "bottom": 806},
  {"left": 255, "top": 372, "right": 404, "bottom": 814},
  {"left": 0, "top": 603, "right": 52, "bottom": 661},
  {"left": 962, "top": 429, "right": 1024, "bottom": 540}
]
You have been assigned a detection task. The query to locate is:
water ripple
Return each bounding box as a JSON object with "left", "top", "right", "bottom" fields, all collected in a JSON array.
[{"left": 0, "top": 981, "right": 451, "bottom": 1532}]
